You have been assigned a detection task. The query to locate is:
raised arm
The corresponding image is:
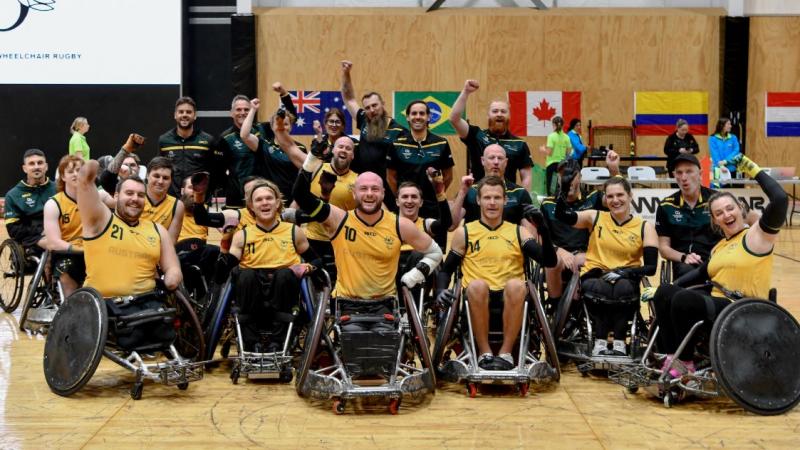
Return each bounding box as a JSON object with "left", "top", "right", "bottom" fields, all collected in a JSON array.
[
  {"left": 291, "top": 150, "right": 346, "bottom": 236},
  {"left": 736, "top": 155, "right": 787, "bottom": 253},
  {"left": 77, "top": 160, "right": 113, "bottom": 237},
  {"left": 448, "top": 174, "right": 473, "bottom": 231},
  {"left": 340, "top": 60, "right": 360, "bottom": 119},
  {"left": 606, "top": 150, "right": 621, "bottom": 177},
  {"left": 157, "top": 222, "right": 182, "bottom": 290},
  {"left": 273, "top": 82, "right": 297, "bottom": 118},
  {"left": 272, "top": 109, "right": 309, "bottom": 169},
  {"left": 449, "top": 80, "right": 477, "bottom": 139},
  {"left": 240, "top": 98, "right": 261, "bottom": 152}
]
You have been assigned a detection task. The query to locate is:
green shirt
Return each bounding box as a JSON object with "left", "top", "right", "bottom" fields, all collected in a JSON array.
[
  {"left": 545, "top": 131, "right": 571, "bottom": 166},
  {"left": 68, "top": 133, "right": 90, "bottom": 161}
]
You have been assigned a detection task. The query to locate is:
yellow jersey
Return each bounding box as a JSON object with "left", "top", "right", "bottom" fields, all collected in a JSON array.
[
  {"left": 51, "top": 191, "right": 83, "bottom": 248},
  {"left": 582, "top": 212, "right": 645, "bottom": 275},
  {"left": 142, "top": 193, "right": 178, "bottom": 229},
  {"left": 83, "top": 214, "right": 161, "bottom": 297},
  {"left": 400, "top": 217, "right": 425, "bottom": 252},
  {"left": 331, "top": 210, "right": 402, "bottom": 299},
  {"left": 239, "top": 221, "right": 301, "bottom": 269},
  {"left": 461, "top": 220, "right": 525, "bottom": 291},
  {"left": 708, "top": 229, "right": 773, "bottom": 299},
  {"left": 178, "top": 213, "right": 208, "bottom": 242},
  {"left": 306, "top": 163, "right": 358, "bottom": 241}
]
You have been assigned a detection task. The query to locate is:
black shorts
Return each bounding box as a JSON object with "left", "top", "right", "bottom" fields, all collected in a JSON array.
[{"left": 53, "top": 252, "right": 86, "bottom": 285}]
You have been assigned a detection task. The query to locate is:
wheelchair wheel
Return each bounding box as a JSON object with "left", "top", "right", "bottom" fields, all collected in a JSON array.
[
  {"left": 402, "top": 287, "right": 435, "bottom": 387},
  {"left": 295, "top": 286, "right": 329, "bottom": 397},
  {"left": 19, "top": 251, "right": 51, "bottom": 331},
  {"left": 170, "top": 289, "right": 206, "bottom": 361},
  {"left": 527, "top": 280, "right": 561, "bottom": 382},
  {"left": 43, "top": 288, "right": 107, "bottom": 397},
  {"left": 431, "top": 285, "right": 461, "bottom": 371},
  {"left": 0, "top": 239, "right": 26, "bottom": 313},
  {"left": 710, "top": 299, "right": 800, "bottom": 416},
  {"left": 203, "top": 278, "right": 234, "bottom": 361}
]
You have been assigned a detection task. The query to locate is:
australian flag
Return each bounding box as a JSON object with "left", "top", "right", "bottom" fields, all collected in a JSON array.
[{"left": 286, "top": 91, "right": 353, "bottom": 135}]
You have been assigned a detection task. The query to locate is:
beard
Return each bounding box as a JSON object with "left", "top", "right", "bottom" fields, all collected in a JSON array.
[
  {"left": 357, "top": 199, "right": 383, "bottom": 215},
  {"left": 365, "top": 113, "right": 388, "bottom": 142},
  {"left": 181, "top": 193, "right": 195, "bottom": 211},
  {"left": 332, "top": 156, "right": 349, "bottom": 172},
  {"left": 488, "top": 117, "right": 508, "bottom": 135}
]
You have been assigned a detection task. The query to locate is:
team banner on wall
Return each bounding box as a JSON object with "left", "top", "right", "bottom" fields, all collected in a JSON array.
[
  {"left": 629, "top": 188, "right": 770, "bottom": 222},
  {"left": 634, "top": 91, "right": 708, "bottom": 136},
  {"left": 392, "top": 91, "right": 462, "bottom": 135},
  {"left": 286, "top": 91, "right": 353, "bottom": 136},
  {"left": 0, "top": 0, "right": 181, "bottom": 84},
  {"left": 765, "top": 92, "right": 800, "bottom": 137},
  {"left": 508, "top": 91, "right": 581, "bottom": 137}
]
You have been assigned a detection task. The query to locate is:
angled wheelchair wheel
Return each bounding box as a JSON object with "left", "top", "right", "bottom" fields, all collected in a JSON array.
[
  {"left": 710, "top": 299, "right": 800, "bottom": 415},
  {"left": 295, "top": 286, "right": 329, "bottom": 397},
  {"left": 203, "top": 278, "right": 234, "bottom": 361},
  {"left": 43, "top": 288, "right": 107, "bottom": 397},
  {"left": 19, "top": 251, "right": 51, "bottom": 331},
  {"left": 402, "top": 287, "right": 435, "bottom": 387},
  {"left": 432, "top": 285, "right": 461, "bottom": 370},
  {"left": 170, "top": 289, "right": 206, "bottom": 361},
  {"left": 0, "top": 239, "right": 26, "bottom": 313},
  {"left": 528, "top": 280, "right": 561, "bottom": 382}
]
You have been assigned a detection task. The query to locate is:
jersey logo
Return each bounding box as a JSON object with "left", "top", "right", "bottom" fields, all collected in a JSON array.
[
  {"left": 672, "top": 211, "right": 683, "bottom": 222},
  {"left": 383, "top": 236, "right": 395, "bottom": 249},
  {"left": 25, "top": 197, "right": 35, "bottom": 208},
  {"left": 147, "top": 236, "right": 157, "bottom": 247},
  {"left": 233, "top": 140, "right": 244, "bottom": 150}
]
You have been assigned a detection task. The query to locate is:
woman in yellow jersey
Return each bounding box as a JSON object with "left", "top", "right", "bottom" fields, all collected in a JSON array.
[
  {"left": 43, "top": 155, "right": 114, "bottom": 296},
  {"left": 220, "top": 181, "right": 317, "bottom": 350},
  {"left": 645, "top": 155, "right": 787, "bottom": 377},
  {"left": 555, "top": 176, "right": 659, "bottom": 356}
]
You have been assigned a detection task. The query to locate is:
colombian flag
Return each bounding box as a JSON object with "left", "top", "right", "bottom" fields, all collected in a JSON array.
[
  {"left": 634, "top": 91, "right": 708, "bottom": 136},
  {"left": 393, "top": 91, "right": 463, "bottom": 135}
]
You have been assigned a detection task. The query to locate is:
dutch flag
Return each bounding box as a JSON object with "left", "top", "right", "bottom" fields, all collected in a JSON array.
[{"left": 766, "top": 92, "right": 800, "bottom": 137}]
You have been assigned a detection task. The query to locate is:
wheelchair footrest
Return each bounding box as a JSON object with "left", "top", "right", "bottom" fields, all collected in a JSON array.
[
  {"left": 158, "top": 361, "right": 204, "bottom": 386},
  {"left": 609, "top": 364, "right": 655, "bottom": 389}
]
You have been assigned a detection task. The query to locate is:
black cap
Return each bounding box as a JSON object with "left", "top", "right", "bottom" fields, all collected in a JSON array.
[{"left": 673, "top": 153, "right": 701, "bottom": 169}]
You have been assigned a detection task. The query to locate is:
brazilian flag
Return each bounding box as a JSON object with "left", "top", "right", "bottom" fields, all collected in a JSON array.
[{"left": 393, "top": 91, "right": 464, "bottom": 135}]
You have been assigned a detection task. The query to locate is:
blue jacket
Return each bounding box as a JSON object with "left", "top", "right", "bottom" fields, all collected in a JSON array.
[
  {"left": 568, "top": 129, "right": 587, "bottom": 161},
  {"left": 708, "top": 133, "right": 740, "bottom": 173}
]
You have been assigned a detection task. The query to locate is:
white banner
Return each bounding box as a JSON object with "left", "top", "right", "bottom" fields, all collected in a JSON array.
[
  {"left": 631, "top": 188, "right": 770, "bottom": 223},
  {"left": 0, "top": 0, "right": 181, "bottom": 85}
]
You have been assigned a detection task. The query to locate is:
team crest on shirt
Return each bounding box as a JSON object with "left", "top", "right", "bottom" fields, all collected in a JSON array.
[
  {"left": 384, "top": 236, "right": 395, "bottom": 249},
  {"left": 233, "top": 140, "right": 244, "bottom": 150},
  {"left": 672, "top": 211, "right": 683, "bottom": 222},
  {"left": 147, "top": 236, "right": 157, "bottom": 246},
  {"left": 280, "top": 239, "right": 289, "bottom": 250},
  {"left": 25, "top": 197, "right": 35, "bottom": 208}
]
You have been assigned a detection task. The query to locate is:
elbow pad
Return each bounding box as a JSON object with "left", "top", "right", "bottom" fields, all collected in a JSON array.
[{"left": 415, "top": 240, "right": 443, "bottom": 276}]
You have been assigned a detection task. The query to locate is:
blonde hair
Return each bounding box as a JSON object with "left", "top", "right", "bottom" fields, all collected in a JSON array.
[{"left": 70, "top": 117, "right": 88, "bottom": 134}]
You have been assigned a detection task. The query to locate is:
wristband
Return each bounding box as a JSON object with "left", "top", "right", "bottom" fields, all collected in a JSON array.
[{"left": 680, "top": 253, "right": 687, "bottom": 263}]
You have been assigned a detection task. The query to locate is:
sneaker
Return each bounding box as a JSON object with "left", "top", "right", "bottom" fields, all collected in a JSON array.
[
  {"left": 669, "top": 360, "right": 696, "bottom": 378},
  {"left": 611, "top": 340, "right": 627, "bottom": 356},
  {"left": 592, "top": 339, "right": 607, "bottom": 356},
  {"left": 478, "top": 353, "right": 494, "bottom": 370},
  {"left": 496, "top": 353, "right": 514, "bottom": 370}
]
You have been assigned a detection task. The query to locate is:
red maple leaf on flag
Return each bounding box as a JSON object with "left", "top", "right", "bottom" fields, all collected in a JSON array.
[{"left": 532, "top": 98, "right": 556, "bottom": 123}]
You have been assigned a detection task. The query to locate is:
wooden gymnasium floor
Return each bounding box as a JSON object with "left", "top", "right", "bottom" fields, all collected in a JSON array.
[{"left": 2, "top": 226, "right": 800, "bottom": 449}]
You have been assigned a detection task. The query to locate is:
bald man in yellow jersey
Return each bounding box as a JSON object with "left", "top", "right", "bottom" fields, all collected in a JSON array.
[
  {"left": 218, "top": 180, "right": 317, "bottom": 350},
  {"left": 287, "top": 116, "right": 443, "bottom": 327},
  {"left": 43, "top": 155, "right": 115, "bottom": 296},
  {"left": 436, "top": 176, "right": 557, "bottom": 370},
  {"left": 141, "top": 157, "right": 185, "bottom": 245},
  {"left": 76, "top": 160, "right": 182, "bottom": 298}
]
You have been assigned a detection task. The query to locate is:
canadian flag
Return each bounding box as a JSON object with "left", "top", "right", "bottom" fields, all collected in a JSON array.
[{"left": 508, "top": 91, "right": 582, "bottom": 137}]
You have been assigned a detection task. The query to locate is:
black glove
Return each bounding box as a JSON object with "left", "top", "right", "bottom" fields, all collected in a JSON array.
[
  {"left": 435, "top": 289, "right": 456, "bottom": 311},
  {"left": 191, "top": 171, "right": 210, "bottom": 196},
  {"left": 522, "top": 205, "right": 547, "bottom": 232},
  {"left": 557, "top": 159, "right": 581, "bottom": 200},
  {"left": 319, "top": 170, "right": 337, "bottom": 199},
  {"left": 601, "top": 268, "right": 636, "bottom": 284}
]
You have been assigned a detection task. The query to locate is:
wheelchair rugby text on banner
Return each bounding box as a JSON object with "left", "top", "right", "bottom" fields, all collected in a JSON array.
[{"left": 631, "top": 189, "right": 771, "bottom": 223}]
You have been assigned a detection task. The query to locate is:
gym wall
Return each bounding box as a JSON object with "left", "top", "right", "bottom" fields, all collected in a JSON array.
[
  {"left": 254, "top": 7, "right": 723, "bottom": 187},
  {"left": 746, "top": 16, "right": 800, "bottom": 168}
]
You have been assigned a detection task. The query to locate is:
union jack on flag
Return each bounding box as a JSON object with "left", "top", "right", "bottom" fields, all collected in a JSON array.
[{"left": 286, "top": 90, "right": 353, "bottom": 135}]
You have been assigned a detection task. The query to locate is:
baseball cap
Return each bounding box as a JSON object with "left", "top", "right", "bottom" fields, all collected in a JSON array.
[{"left": 673, "top": 153, "right": 701, "bottom": 169}]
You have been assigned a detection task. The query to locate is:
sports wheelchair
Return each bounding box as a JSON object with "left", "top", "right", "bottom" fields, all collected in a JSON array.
[
  {"left": 43, "top": 286, "right": 205, "bottom": 400},
  {"left": 432, "top": 271, "right": 560, "bottom": 397},
  {"left": 611, "top": 284, "right": 800, "bottom": 415},
  {"left": 295, "top": 284, "right": 435, "bottom": 415},
  {"left": 17, "top": 249, "right": 75, "bottom": 333},
  {"left": 551, "top": 268, "right": 652, "bottom": 376},
  {"left": 0, "top": 238, "right": 39, "bottom": 313},
  {"left": 202, "top": 268, "right": 320, "bottom": 384}
]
